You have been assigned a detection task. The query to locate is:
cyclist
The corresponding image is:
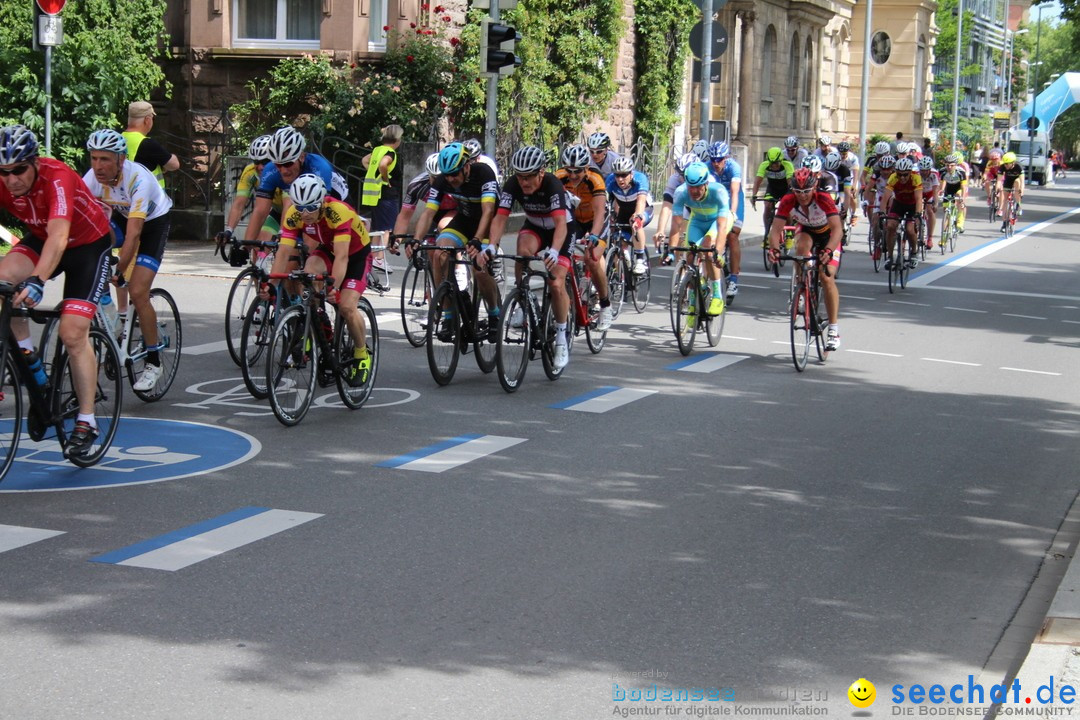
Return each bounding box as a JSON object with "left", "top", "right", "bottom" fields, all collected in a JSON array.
[
  {"left": 984, "top": 147, "right": 1003, "bottom": 209},
  {"left": 863, "top": 153, "right": 895, "bottom": 249},
  {"left": 555, "top": 143, "right": 612, "bottom": 331},
  {"left": 263, "top": 174, "right": 374, "bottom": 386},
  {"left": 938, "top": 153, "right": 969, "bottom": 240},
  {"left": 655, "top": 152, "right": 703, "bottom": 265},
  {"left": 83, "top": 129, "right": 173, "bottom": 393},
  {"left": 0, "top": 125, "right": 112, "bottom": 458},
  {"left": 917, "top": 156, "right": 939, "bottom": 249},
  {"left": 605, "top": 155, "right": 653, "bottom": 276},
  {"left": 488, "top": 145, "right": 573, "bottom": 369},
  {"left": 220, "top": 135, "right": 280, "bottom": 256},
  {"left": 412, "top": 142, "right": 500, "bottom": 339},
  {"left": 768, "top": 168, "right": 843, "bottom": 351},
  {"left": 462, "top": 138, "right": 500, "bottom": 178},
  {"left": 669, "top": 162, "right": 730, "bottom": 316},
  {"left": 996, "top": 151, "right": 1024, "bottom": 232},
  {"left": 393, "top": 152, "right": 456, "bottom": 239},
  {"left": 707, "top": 141, "right": 744, "bottom": 300},
  {"left": 836, "top": 141, "right": 861, "bottom": 195},
  {"left": 587, "top": 132, "right": 623, "bottom": 177},
  {"left": 880, "top": 157, "right": 924, "bottom": 270},
  {"left": 823, "top": 152, "right": 855, "bottom": 231},
  {"left": 813, "top": 135, "right": 834, "bottom": 161},
  {"left": 750, "top": 147, "right": 794, "bottom": 230},
  {"left": 783, "top": 136, "right": 808, "bottom": 166}
]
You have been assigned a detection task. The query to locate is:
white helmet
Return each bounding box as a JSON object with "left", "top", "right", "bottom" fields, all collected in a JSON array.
[
  {"left": 288, "top": 173, "right": 325, "bottom": 207},
  {"left": 802, "top": 155, "right": 823, "bottom": 172},
  {"left": 877, "top": 155, "right": 896, "bottom": 170},
  {"left": 918, "top": 156, "right": 935, "bottom": 171},
  {"left": 511, "top": 145, "right": 547, "bottom": 174},
  {"left": 586, "top": 132, "right": 611, "bottom": 150},
  {"left": 691, "top": 140, "right": 709, "bottom": 161},
  {"left": 784, "top": 135, "right": 800, "bottom": 148},
  {"left": 268, "top": 126, "right": 306, "bottom": 164},
  {"left": 874, "top": 141, "right": 891, "bottom": 155},
  {"left": 823, "top": 152, "right": 842, "bottom": 171},
  {"left": 611, "top": 156, "right": 635, "bottom": 174},
  {"left": 86, "top": 128, "right": 127, "bottom": 155},
  {"left": 895, "top": 157, "right": 915, "bottom": 172},
  {"left": 425, "top": 152, "right": 440, "bottom": 176},
  {"left": 561, "top": 144, "right": 590, "bottom": 169},
  {"left": 675, "top": 152, "right": 699, "bottom": 174},
  {"left": 248, "top": 134, "right": 273, "bottom": 162}
]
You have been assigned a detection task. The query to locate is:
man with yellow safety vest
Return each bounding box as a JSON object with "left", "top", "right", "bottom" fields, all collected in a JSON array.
[
  {"left": 361, "top": 124, "right": 403, "bottom": 275},
  {"left": 122, "top": 102, "right": 179, "bottom": 188}
]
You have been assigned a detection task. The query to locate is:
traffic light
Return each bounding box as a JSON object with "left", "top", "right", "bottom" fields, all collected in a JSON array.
[{"left": 480, "top": 17, "right": 521, "bottom": 76}]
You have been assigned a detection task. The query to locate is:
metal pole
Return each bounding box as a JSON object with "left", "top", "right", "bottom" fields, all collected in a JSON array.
[
  {"left": 1004, "top": 35, "right": 1013, "bottom": 112},
  {"left": 950, "top": 0, "right": 964, "bottom": 149},
  {"left": 1027, "top": 5, "right": 1042, "bottom": 182},
  {"left": 999, "top": 0, "right": 1010, "bottom": 105},
  {"left": 857, "top": 0, "right": 871, "bottom": 164},
  {"left": 44, "top": 45, "right": 52, "bottom": 155},
  {"left": 699, "top": 0, "right": 713, "bottom": 139},
  {"left": 484, "top": 0, "right": 500, "bottom": 159}
]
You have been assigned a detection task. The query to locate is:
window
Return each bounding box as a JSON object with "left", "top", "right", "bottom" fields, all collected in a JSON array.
[
  {"left": 870, "top": 30, "right": 891, "bottom": 65},
  {"left": 234, "top": 0, "right": 320, "bottom": 49},
  {"left": 802, "top": 37, "right": 813, "bottom": 130},
  {"left": 368, "top": 0, "right": 389, "bottom": 52},
  {"left": 761, "top": 25, "right": 777, "bottom": 125},
  {"left": 788, "top": 34, "right": 800, "bottom": 128},
  {"left": 915, "top": 35, "right": 927, "bottom": 110}
]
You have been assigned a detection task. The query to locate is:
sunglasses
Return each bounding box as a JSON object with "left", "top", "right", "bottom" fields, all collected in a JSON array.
[
  {"left": 792, "top": 188, "right": 815, "bottom": 195},
  {"left": 516, "top": 171, "right": 540, "bottom": 181},
  {"left": 294, "top": 202, "right": 321, "bottom": 213},
  {"left": 565, "top": 168, "right": 585, "bottom": 175},
  {"left": 590, "top": 150, "right": 606, "bottom": 156},
  {"left": 897, "top": 171, "right": 911, "bottom": 176},
  {"left": 0, "top": 163, "right": 31, "bottom": 177},
  {"left": 445, "top": 169, "right": 464, "bottom": 178},
  {"left": 274, "top": 160, "right": 298, "bottom": 169},
  {"left": 615, "top": 172, "right": 631, "bottom": 179}
]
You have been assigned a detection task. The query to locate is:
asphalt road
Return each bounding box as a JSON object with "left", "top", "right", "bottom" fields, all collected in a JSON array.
[{"left": 1, "top": 178, "right": 1079, "bottom": 719}]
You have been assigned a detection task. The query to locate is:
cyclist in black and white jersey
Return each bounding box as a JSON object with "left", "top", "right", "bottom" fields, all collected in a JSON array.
[
  {"left": 393, "top": 153, "right": 456, "bottom": 239},
  {"left": 587, "top": 132, "right": 622, "bottom": 178}
]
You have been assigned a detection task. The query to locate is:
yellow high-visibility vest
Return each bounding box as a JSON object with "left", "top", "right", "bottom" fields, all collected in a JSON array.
[{"left": 361, "top": 145, "right": 396, "bottom": 206}]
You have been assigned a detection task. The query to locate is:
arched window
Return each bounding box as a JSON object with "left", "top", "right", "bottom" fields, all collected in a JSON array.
[
  {"left": 761, "top": 25, "right": 777, "bottom": 126},
  {"left": 803, "top": 36, "right": 814, "bottom": 130},
  {"left": 788, "top": 33, "right": 800, "bottom": 128},
  {"left": 915, "top": 34, "right": 927, "bottom": 110}
]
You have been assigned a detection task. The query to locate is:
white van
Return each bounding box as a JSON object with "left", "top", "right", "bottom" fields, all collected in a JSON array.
[{"left": 1006, "top": 130, "right": 1050, "bottom": 186}]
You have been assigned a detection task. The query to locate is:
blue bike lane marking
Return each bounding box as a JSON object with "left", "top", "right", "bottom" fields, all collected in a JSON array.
[{"left": 1, "top": 417, "right": 260, "bottom": 492}]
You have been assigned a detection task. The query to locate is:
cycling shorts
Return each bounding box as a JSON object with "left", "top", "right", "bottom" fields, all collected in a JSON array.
[
  {"left": 519, "top": 222, "right": 573, "bottom": 266},
  {"left": 943, "top": 183, "right": 964, "bottom": 197},
  {"left": 435, "top": 212, "right": 482, "bottom": 248},
  {"left": 802, "top": 227, "right": 840, "bottom": 269},
  {"left": 613, "top": 201, "right": 653, "bottom": 229},
  {"left": 887, "top": 202, "right": 919, "bottom": 221},
  {"left": 10, "top": 233, "right": 112, "bottom": 319},
  {"left": 311, "top": 243, "right": 373, "bottom": 294},
  {"left": 686, "top": 218, "right": 720, "bottom": 247}
]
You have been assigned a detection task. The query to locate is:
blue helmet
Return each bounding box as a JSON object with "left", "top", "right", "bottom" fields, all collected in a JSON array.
[
  {"left": 0, "top": 125, "right": 39, "bottom": 165},
  {"left": 438, "top": 142, "right": 468, "bottom": 175},
  {"left": 684, "top": 162, "right": 711, "bottom": 187},
  {"left": 708, "top": 141, "right": 730, "bottom": 161}
]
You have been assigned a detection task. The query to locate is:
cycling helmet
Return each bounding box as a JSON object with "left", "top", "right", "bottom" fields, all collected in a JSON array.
[
  {"left": 462, "top": 138, "right": 482, "bottom": 160},
  {"left": 945, "top": 153, "right": 960, "bottom": 164},
  {"left": 784, "top": 136, "right": 799, "bottom": 148},
  {"left": 823, "top": 152, "right": 841, "bottom": 171},
  {"left": 683, "top": 162, "right": 711, "bottom": 187},
  {"left": 86, "top": 128, "right": 127, "bottom": 155},
  {"left": 0, "top": 125, "right": 39, "bottom": 165},
  {"left": 510, "top": 145, "right": 546, "bottom": 174},
  {"left": 818, "top": 135, "right": 832, "bottom": 146},
  {"left": 1002, "top": 152, "right": 1017, "bottom": 164},
  {"left": 267, "top": 126, "right": 306, "bottom": 164},
  {"left": 691, "top": 139, "right": 709, "bottom": 161},
  {"left": 802, "top": 155, "right": 823, "bottom": 172},
  {"left": 611, "top": 156, "right": 635, "bottom": 174},
  {"left": 288, "top": 173, "right": 326, "bottom": 207},
  {"left": 425, "top": 152, "right": 441, "bottom": 176},
  {"left": 708, "top": 141, "right": 729, "bottom": 161},
  {"left": 790, "top": 168, "right": 817, "bottom": 191},
  {"left": 874, "top": 141, "right": 891, "bottom": 155},
  {"left": 586, "top": 132, "right": 611, "bottom": 150},
  {"left": 877, "top": 155, "right": 896, "bottom": 170},
  {"left": 953, "top": 152, "right": 964, "bottom": 162},
  {"left": 561, "top": 144, "right": 590, "bottom": 169},
  {"left": 248, "top": 134, "right": 273, "bottom": 162},
  {"left": 675, "top": 152, "right": 699, "bottom": 174},
  {"left": 918, "top": 156, "right": 935, "bottom": 171},
  {"left": 895, "top": 157, "right": 914, "bottom": 172},
  {"left": 837, "top": 141, "right": 851, "bottom": 153},
  {"left": 766, "top": 147, "right": 784, "bottom": 164},
  {"left": 988, "top": 148, "right": 1003, "bottom": 159},
  {"left": 438, "top": 142, "right": 468, "bottom": 174}
]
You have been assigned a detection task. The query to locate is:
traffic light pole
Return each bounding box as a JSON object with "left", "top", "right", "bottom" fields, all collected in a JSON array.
[{"left": 484, "top": 0, "right": 500, "bottom": 159}]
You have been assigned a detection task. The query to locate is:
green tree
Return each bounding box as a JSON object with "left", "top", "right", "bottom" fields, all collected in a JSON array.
[
  {"left": 931, "top": 0, "right": 982, "bottom": 130},
  {"left": 0, "top": 0, "right": 171, "bottom": 166},
  {"left": 632, "top": 0, "right": 696, "bottom": 145}
]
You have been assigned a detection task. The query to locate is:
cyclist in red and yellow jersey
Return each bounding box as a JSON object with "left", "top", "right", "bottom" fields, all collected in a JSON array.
[{"left": 880, "top": 157, "right": 924, "bottom": 270}]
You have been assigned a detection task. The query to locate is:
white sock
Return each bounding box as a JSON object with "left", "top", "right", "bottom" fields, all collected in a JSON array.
[{"left": 77, "top": 413, "right": 97, "bottom": 429}]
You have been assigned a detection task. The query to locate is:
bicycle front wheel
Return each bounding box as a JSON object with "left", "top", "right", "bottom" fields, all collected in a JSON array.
[
  {"left": 129, "top": 288, "right": 182, "bottom": 402},
  {"left": 240, "top": 297, "right": 275, "bottom": 399},
  {"left": 473, "top": 288, "right": 499, "bottom": 374},
  {"left": 225, "top": 267, "right": 258, "bottom": 366},
  {"left": 705, "top": 292, "right": 725, "bottom": 347},
  {"left": 335, "top": 297, "right": 378, "bottom": 409},
  {"left": 605, "top": 247, "right": 627, "bottom": 319},
  {"left": 541, "top": 296, "right": 573, "bottom": 382},
  {"left": 400, "top": 260, "right": 431, "bottom": 348},
  {"left": 672, "top": 273, "right": 698, "bottom": 356},
  {"left": 426, "top": 284, "right": 461, "bottom": 386},
  {"left": 0, "top": 352, "right": 23, "bottom": 482},
  {"left": 55, "top": 328, "right": 122, "bottom": 467},
  {"left": 583, "top": 274, "right": 607, "bottom": 354},
  {"left": 631, "top": 246, "right": 651, "bottom": 312},
  {"left": 790, "top": 284, "right": 811, "bottom": 372},
  {"left": 495, "top": 289, "right": 530, "bottom": 393},
  {"left": 266, "top": 306, "right": 316, "bottom": 426}
]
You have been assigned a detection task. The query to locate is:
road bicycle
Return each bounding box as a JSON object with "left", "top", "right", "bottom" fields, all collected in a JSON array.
[
  {"left": 865, "top": 202, "right": 887, "bottom": 274},
  {"left": 391, "top": 233, "right": 436, "bottom": 348},
  {"left": 754, "top": 196, "right": 794, "bottom": 278},
  {"left": 1002, "top": 194, "right": 1020, "bottom": 238},
  {"left": 0, "top": 281, "right": 122, "bottom": 478},
  {"left": 939, "top": 196, "right": 960, "bottom": 254},
  {"left": 604, "top": 218, "right": 651, "bottom": 317},
  {"left": 986, "top": 182, "right": 1000, "bottom": 222},
  {"left": 264, "top": 270, "right": 379, "bottom": 426},
  {"left": 425, "top": 246, "right": 498, "bottom": 386},
  {"left": 569, "top": 241, "right": 607, "bottom": 354},
  {"left": 495, "top": 255, "right": 574, "bottom": 393},
  {"left": 669, "top": 244, "right": 724, "bottom": 357},
  {"left": 218, "top": 235, "right": 277, "bottom": 366},
  {"left": 886, "top": 213, "right": 923, "bottom": 294},
  {"left": 788, "top": 254, "right": 831, "bottom": 372}
]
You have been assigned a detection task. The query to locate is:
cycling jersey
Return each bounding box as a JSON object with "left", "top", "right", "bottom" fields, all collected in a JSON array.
[
  {"left": 886, "top": 173, "right": 923, "bottom": 204},
  {"left": 756, "top": 160, "right": 795, "bottom": 199},
  {"left": 82, "top": 160, "right": 172, "bottom": 222},
  {"left": 0, "top": 157, "right": 111, "bottom": 247},
  {"left": 1001, "top": 164, "right": 1024, "bottom": 190},
  {"left": 555, "top": 168, "right": 606, "bottom": 225},
  {"left": 939, "top": 166, "right": 967, "bottom": 189},
  {"left": 590, "top": 149, "right": 622, "bottom": 177},
  {"left": 496, "top": 172, "right": 572, "bottom": 230},
  {"left": 838, "top": 152, "right": 861, "bottom": 177},
  {"left": 784, "top": 148, "right": 808, "bottom": 166},
  {"left": 256, "top": 153, "right": 335, "bottom": 200},
  {"left": 833, "top": 164, "right": 853, "bottom": 189},
  {"left": 236, "top": 163, "right": 284, "bottom": 212},
  {"left": 425, "top": 162, "right": 499, "bottom": 219},
  {"left": 281, "top": 197, "right": 371, "bottom": 257},
  {"left": 661, "top": 171, "right": 683, "bottom": 204},
  {"left": 672, "top": 181, "right": 730, "bottom": 224},
  {"left": 919, "top": 170, "right": 940, "bottom": 198},
  {"left": 775, "top": 191, "right": 839, "bottom": 233},
  {"left": 606, "top": 170, "right": 652, "bottom": 209},
  {"left": 710, "top": 158, "right": 744, "bottom": 226},
  {"left": 818, "top": 170, "right": 840, "bottom": 195},
  {"left": 402, "top": 172, "right": 457, "bottom": 213}
]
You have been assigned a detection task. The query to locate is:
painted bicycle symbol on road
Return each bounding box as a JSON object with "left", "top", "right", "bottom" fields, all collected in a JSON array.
[{"left": 174, "top": 377, "right": 420, "bottom": 416}]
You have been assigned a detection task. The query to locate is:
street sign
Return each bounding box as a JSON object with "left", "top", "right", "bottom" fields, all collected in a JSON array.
[
  {"left": 689, "top": 21, "right": 729, "bottom": 61},
  {"left": 1025, "top": 116, "right": 1041, "bottom": 130},
  {"left": 992, "top": 112, "right": 1010, "bottom": 130},
  {"left": 691, "top": 60, "right": 722, "bottom": 84},
  {"left": 36, "top": 0, "right": 66, "bottom": 15},
  {"left": 38, "top": 15, "right": 63, "bottom": 46}
]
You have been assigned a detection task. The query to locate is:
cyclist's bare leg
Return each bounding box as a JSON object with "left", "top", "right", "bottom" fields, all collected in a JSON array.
[
  {"left": 337, "top": 286, "right": 367, "bottom": 346},
  {"left": 56, "top": 313, "right": 96, "bottom": 415},
  {"left": 128, "top": 265, "right": 159, "bottom": 350},
  {"left": 584, "top": 244, "right": 609, "bottom": 300},
  {"left": 727, "top": 227, "right": 741, "bottom": 274},
  {"left": 0, "top": 252, "right": 35, "bottom": 343},
  {"left": 884, "top": 218, "right": 899, "bottom": 257}
]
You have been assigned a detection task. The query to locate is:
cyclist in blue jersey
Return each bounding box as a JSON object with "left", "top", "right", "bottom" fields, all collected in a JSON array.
[
  {"left": 605, "top": 156, "right": 652, "bottom": 275},
  {"left": 706, "top": 141, "right": 744, "bottom": 300},
  {"left": 669, "top": 162, "right": 730, "bottom": 316}
]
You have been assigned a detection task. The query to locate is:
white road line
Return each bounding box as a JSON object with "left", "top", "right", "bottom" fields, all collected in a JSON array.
[
  {"left": 1053, "top": 305, "right": 1078, "bottom": 310},
  {"left": 1000, "top": 367, "right": 1062, "bottom": 377},
  {"left": 945, "top": 306, "right": 988, "bottom": 313},
  {"left": 182, "top": 340, "right": 229, "bottom": 356},
  {"left": 847, "top": 349, "right": 904, "bottom": 357},
  {"left": 380, "top": 435, "right": 527, "bottom": 473},
  {"left": 1062, "top": 320, "right": 1080, "bottom": 325},
  {"left": 840, "top": 294, "right": 875, "bottom": 301},
  {"left": 737, "top": 284, "right": 769, "bottom": 289},
  {"left": 668, "top": 353, "right": 750, "bottom": 373},
  {"left": 554, "top": 387, "right": 658, "bottom": 413},
  {"left": 921, "top": 358, "right": 981, "bottom": 367},
  {"left": 1002, "top": 313, "right": 1047, "bottom": 321},
  {"left": 0, "top": 524, "right": 65, "bottom": 554},
  {"left": 724, "top": 335, "right": 757, "bottom": 341},
  {"left": 888, "top": 300, "right": 931, "bottom": 307},
  {"left": 770, "top": 340, "right": 789, "bottom": 345}
]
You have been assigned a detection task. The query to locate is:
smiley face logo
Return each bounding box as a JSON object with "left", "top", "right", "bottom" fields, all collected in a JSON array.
[{"left": 848, "top": 678, "right": 876, "bottom": 708}]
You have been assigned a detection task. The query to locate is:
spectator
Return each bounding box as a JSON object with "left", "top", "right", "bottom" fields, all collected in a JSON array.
[
  {"left": 122, "top": 101, "right": 180, "bottom": 189},
  {"left": 361, "top": 124, "right": 404, "bottom": 274}
]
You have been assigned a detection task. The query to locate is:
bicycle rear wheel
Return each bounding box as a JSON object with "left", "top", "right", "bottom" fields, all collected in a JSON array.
[
  {"left": 0, "top": 352, "right": 23, "bottom": 482},
  {"left": 605, "top": 247, "right": 626, "bottom": 319},
  {"left": 496, "top": 289, "right": 530, "bottom": 393},
  {"left": 335, "top": 297, "right": 378, "bottom": 409},
  {"left": 426, "top": 284, "right": 461, "bottom": 386},
  {"left": 541, "top": 297, "right": 573, "bottom": 381},
  {"left": 790, "top": 284, "right": 811, "bottom": 372},
  {"left": 672, "top": 273, "right": 698, "bottom": 356},
  {"left": 705, "top": 295, "right": 725, "bottom": 347},
  {"left": 266, "top": 306, "right": 316, "bottom": 427},
  {"left": 813, "top": 281, "right": 828, "bottom": 363},
  {"left": 871, "top": 220, "right": 884, "bottom": 273},
  {"left": 129, "top": 288, "right": 182, "bottom": 402},
  {"left": 240, "top": 297, "right": 275, "bottom": 399},
  {"left": 55, "top": 328, "right": 122, "bottom": 467},
  {"left": 583, "top": 274, "right": 607, "bottom": 354},
  {"left": 225, "top": 267, "right": 258, "bottom": 366},
  {"left": 400, "top": 259, "right": 431, "bottom": 348},
  {"left": 887, "top": 240, "right": 898, "bottom": 294},
  {"left": 631, "top": 246, "right": 651, "bottom": 312}
]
